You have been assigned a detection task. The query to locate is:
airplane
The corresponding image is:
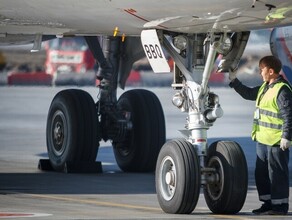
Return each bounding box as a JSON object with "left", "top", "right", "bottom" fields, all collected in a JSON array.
[
  {"left": 270, "top": 25, "right": 292, "bottom": 84},
  {"left": 1, "top": 0, "right": 292, "bottom": 215}
]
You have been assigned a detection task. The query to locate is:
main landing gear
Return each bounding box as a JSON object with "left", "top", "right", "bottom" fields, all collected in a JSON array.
[
  {"left": 154, "top": 30, "right": 250, "bottom": 214},
  {"left": 43, "top": 35, "right": 165, "bottom": 173}
]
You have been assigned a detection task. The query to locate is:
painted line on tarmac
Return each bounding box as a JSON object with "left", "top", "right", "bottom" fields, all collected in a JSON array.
[
  {"left": 0, "top": 212, "right": 52, "bottom": 219},
  {"left": 212, "top": 215, "right": 257, "bottom": 220},
  {"left": 27, "top": 193, "right": 162, "bottom": 212},
  {"left": 15, "top": 193, "right": 271, "bottom": 219},
  {"left": 25, "top": 193, "right": 209, "bottom": 214}
]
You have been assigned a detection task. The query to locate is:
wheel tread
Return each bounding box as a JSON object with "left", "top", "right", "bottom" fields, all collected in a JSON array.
[
  {"left": 46, "top": 89, "right": 99, "bottom": 171},
  {"left": 156, "top": 139, "right": 200, "bottom": 214},
  {"left": 113, "top": 89, "right": 165, "bottom": 172},
  {"left": 204, "top": 140, "right": 248, "bottom": 214}
]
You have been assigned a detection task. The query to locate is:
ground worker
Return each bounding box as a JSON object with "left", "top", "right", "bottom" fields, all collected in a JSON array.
[{"left": 229, "top": 55, "right": 292, "bottom": 215}]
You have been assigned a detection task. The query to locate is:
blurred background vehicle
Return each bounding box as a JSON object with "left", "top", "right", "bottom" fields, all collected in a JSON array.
[{"left": 44, "top": 37, "right": 96, "bottom": 86}]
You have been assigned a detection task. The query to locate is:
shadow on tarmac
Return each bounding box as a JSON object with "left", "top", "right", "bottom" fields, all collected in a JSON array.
[
  {"left": 1, "top": 136, "right": 292, "bottom": 198},
  {"left": 0, "top": 171, "right": 156, "bottom": 195}
]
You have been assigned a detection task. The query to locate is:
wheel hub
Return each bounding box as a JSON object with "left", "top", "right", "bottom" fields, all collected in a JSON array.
[
  {"left": 51, "top": 110, "right": 67, "bottom": 156},
  {"left": 165, "top": 171, "right": 175, "bottom": 186},
  {"left": 54, "top": 122, "right": 63, "bottom": 145},
  {"left": 159, "top": 156, "right": 176, "bottom": 201},
  {"left": 206, "top": 156, "right": 224, "bottom": 200}
]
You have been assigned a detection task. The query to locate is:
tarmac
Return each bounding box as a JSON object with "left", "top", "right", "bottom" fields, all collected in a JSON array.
[{"left": 0, "top": 86, "right": 292, "bottom": 219}]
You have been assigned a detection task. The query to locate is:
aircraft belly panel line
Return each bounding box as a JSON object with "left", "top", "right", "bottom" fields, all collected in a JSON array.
[{"left": 1, "top": 1, "right": 292, "bottom": 39}]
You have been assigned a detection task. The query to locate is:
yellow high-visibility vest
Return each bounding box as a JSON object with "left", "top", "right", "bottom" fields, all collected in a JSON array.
[{"left": 252, "top": 82, "right": 291, "bottom": 145}]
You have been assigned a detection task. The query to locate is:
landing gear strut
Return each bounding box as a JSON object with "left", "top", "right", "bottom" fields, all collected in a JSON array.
[{"left": 154, "top": 30, "right": 249, "bottom": 214}]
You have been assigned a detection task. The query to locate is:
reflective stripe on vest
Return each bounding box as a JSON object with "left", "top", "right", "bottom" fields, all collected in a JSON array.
[{"left": 251, "top": 82, "right": 291, "bottom": 145}]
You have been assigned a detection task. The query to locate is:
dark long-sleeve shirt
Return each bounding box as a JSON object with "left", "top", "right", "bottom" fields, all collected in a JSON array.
[{"left": 229, "top": 76, "right": 292, "bottom": 141}]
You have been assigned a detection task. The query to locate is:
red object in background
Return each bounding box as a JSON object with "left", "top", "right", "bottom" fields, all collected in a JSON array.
[
  {"left": 44, "top": 37, "right": 95, "bottom": 76},
  {"left": 209, "top": 71, "right": 225, "bottom": 84},
  {"left": 126, "top": 70, "right": 142, "bottom": 86},
  {"left": 7, "top": 72, "right": 52, "bottom": 86}
]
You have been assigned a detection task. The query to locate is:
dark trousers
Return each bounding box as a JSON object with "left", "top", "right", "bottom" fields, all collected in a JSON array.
[{"left": 255, "top": 142, "right": 289, "bottom": 208}]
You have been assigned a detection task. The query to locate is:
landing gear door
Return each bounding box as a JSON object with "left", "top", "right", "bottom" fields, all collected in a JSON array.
[{"left": 141, "top": 30, "right": 170, "bottom": 73}]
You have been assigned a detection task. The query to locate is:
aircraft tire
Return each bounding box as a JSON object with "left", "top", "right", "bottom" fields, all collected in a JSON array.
[
  {"left": 46, "top": 89, "right": 99, "bottom": 171},
  {"left": 204, "top": 141, "right": 248, "bottom": 214},
  {"left": 113, "top": 89, "right": 165, "bottom": 172},
  {"left": 155, "top": 139, "right": 200, "bottom": 214}
]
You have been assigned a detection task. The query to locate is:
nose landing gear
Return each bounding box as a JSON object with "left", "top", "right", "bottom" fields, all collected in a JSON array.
[{"left": 154, "top": 30, "right": 249, "bottom": 214}]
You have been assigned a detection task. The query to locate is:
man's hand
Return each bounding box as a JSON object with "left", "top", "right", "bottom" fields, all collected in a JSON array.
[
  {"left": 228, "top": 70, "right": 237, "bottom": 81},
  {"left": 280, "top": 138, "right": 292, "bottom": 151}
]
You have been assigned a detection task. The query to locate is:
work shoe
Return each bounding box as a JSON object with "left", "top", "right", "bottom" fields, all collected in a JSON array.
[
  {"left": 268, "top": 204, "right": 288, "bottom": 215},
  {"left": 252, "top": 203, "right": 272, "bottom": 215},
  {"left": 268, "top": 210, "right": 287, "bottom": 215}
]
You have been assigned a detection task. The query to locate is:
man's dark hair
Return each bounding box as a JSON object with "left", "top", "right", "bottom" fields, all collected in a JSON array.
[{"left": 259, "top": 55, "right": 282, "bottom": 73}]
